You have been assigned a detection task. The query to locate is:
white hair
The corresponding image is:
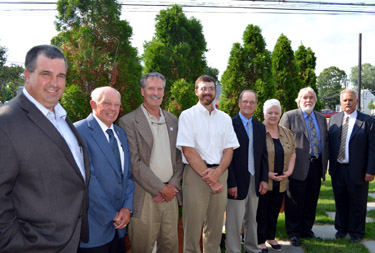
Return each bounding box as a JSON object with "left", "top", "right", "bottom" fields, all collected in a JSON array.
[
  {"left": 295, "top": 87, "right": 317, "bottom": 107},
  {"left": 263, "top": 99, "right": 282, "bottom": 114},
  {"left": 91, "top": 86, "right": 121, "bottom": 103}
]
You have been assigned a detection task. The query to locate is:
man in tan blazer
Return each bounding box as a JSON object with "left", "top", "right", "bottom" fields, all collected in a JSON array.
[{"left": 119, "top": 72, "right": 183, "bottom": 253}]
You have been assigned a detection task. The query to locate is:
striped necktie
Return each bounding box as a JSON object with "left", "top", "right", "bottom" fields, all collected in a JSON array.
[{"left": 337, "top": 116, "right": 349, "bottom": 162}]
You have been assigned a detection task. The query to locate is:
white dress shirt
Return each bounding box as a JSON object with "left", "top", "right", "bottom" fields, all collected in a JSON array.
[
  {"left": 340, "top": 110, "right": 357, "bottom": 163},
  {"left": 177, "top": 102, "right": 239, "bottom": 164},
  {"left": 23, "top": 88, "right": 86, "bottom": 180}
]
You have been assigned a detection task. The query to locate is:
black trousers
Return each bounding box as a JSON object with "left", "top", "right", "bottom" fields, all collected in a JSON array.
[
  {"left": 332, "top": 163, "right": 369, "bottom": 238},
  {"left": 78, "top": 231, "right": 126, "bottom": 253},
  {"left": 285, "top": 159, "right": 322, "bottom": 238},
  {"left": 256, "top": 189, "right": 284, "bottom": 244}
]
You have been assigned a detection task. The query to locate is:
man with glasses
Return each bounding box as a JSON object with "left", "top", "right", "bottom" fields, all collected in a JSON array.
[
  {"left": 177, "top": 75, "right": 239, "bottom": 252},
  {"left": 225, "top": 90, "right": 269, "bottom": 253},
  {"left": 119, "top": 72, "right": 183, "bottom": 252}
]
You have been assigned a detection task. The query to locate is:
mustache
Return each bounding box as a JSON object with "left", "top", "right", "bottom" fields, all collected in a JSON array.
[{"left": 150, "top": 95, "right": 161, "bottom": 99}]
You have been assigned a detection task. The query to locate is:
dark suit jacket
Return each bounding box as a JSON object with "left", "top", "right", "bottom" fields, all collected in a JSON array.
[
  {"left": 328, "top": 111, "right": 375, "bottom": 182},
  {"left": 227, "top": 114, "right": 268, "bottom": 199},
  {"left": 0, "top": 94, "right": 90, "bottom": 252},
  {"left": 119, "top": 105, "right": 184, "bottom": 218},
  {"left": 75, "top": 113, "right": 134, "bottom": 248},
  {"left": 280, "top": 109, "right": 328, "bottom": 181}
]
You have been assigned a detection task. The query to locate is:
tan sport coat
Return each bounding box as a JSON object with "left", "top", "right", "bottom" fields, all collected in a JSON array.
[{"left": 119, "top": 105, "right": 183, "bottom": 217}]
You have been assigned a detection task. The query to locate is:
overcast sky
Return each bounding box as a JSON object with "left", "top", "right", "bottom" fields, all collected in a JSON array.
[{"left": 0, "top": 0, "right": 374, "bottom": 81}]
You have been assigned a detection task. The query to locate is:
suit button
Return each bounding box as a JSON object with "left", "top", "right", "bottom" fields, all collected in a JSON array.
[{"left": 119, "top": 181, "right": 122, "bottom": 184}]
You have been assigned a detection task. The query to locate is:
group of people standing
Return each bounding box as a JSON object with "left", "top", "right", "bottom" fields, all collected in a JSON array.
[{"left": 0, "top": 44, "right": 374, "bottom": 253}]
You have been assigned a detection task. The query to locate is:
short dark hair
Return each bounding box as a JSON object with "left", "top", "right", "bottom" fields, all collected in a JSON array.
[
  {"left": 195, "top": 75, "right": 216, "bottom": 89},
  {"left": 25, "top": 45, "right": 67, "bottom": 72},
  {"left": 140, "top": 72, "right": 166, "bottom": 89}
]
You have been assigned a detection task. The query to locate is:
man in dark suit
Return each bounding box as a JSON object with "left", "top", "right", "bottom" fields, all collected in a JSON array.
[
  {"left": 0, "top": 45, "right": 90, "bottom": 252},
  {"left": 328, "top": 88, "right": 375, "bottom": 242},
  {"left": 119, "top": 72, "right": 183, "bottom": 252},
  {"left": 279, "top": 87, "right": 328, "bottom": 247},
  {"left": 225, "top": 90, "right": 269, "bottom": 253},
  {"left": 75, "top": 86, "right": 134, "bottom": 252}
]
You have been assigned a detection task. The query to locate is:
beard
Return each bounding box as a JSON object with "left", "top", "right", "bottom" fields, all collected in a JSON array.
[
  {"left": 200, "top": 94, "right": 215, "bottom": 106},
  {"left": 300, "top": 103, "right": 315, "bottom": 114}
]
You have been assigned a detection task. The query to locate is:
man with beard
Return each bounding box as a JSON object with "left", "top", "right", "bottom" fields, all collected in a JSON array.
[
  {"left": 279, "top": 87, "right": 328, "bottom": 247},
  {"left": 177, "top": 75, "right": 239, "bottom": 252},
  {"left": 119, "top": 72, "right": 183, "bottom": 252},
  {"left": 328, "top": 89, "right": 375, "bottom": 242}
]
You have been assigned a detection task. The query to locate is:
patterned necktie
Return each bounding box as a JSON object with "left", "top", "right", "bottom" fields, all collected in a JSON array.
[
  {"left": 308, "top": 115, "right": 320, "bottom": 158},
  {"left": 337, "top": 116, "right": 349, "bottom": 162},
  {"left": 106, "top": 129, "right": 122, "bottom": 174},
  {"left": 248, "top": 121, "right": 255, "bottom": 175}
]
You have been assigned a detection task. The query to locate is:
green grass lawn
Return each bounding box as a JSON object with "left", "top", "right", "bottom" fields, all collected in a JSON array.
[{"left": 223, "top": 175, "right": 375, "bottom": 252}]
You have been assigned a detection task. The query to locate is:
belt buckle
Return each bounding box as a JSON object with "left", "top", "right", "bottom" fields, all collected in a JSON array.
[{"left": 310, "top": 156, "right": 319, "bottom": 162}]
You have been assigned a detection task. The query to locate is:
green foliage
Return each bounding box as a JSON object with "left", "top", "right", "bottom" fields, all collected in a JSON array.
[
  {"left": 350, "top": 63, "right": 375, "bottom": 90},
  {"left": 54, "top": 0, "right": 143, "bottom": 119},
  {"left": 220, "top": 25, "right": 274, "bottom": 120},
  {"left": 143, "top": 4, "right": 207, "bottom": 106},
  {"left": 295, "top": 44, "right": 321, "bottom": 110},
  {"left": 368, "top": 99, "right": 375, "bottom": 111},
  {"left": 316, "top": 66, "right": 346, "bottom": 109},
  {"left": 272, "top": 34, "right": 300, "bottom": 113},
  {"left": 168, "top": 79, "right": 197, "bottom": 117},
  {"left": 204, "top": 66, "right": 219, "bottom": 82},
  {"left": 60, "top": 84, "right": 91, "bottom": 122},
  {"left": 0, "top": 44, "right": 24, "bottom": 103}
]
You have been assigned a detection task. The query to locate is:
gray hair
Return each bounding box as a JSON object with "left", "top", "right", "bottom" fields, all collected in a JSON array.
[
  {"left": 295, "top": 87, "right": 317, "bottom": 107},
  {"left": 340, "top": 88, "right": 357, "bottom": 99},
  {"left": 25, "top": 45, "right": 67, "bottom": 72},
  {"left": 263, "top": 99, "right": 282, "bottom": 114},
  {"left": 140, "top": 72, "right": 166, "bottom": 89},
  {"left": 91, "top": 86, "right": 121, "bottom": 103}
]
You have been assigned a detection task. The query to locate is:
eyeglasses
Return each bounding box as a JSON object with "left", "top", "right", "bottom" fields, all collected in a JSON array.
[
  {"left": 151, "top": 121, "right": 166, "bottom": 126},
  {"left": 241, "top": 100, "right": 256, "bottom": 105},
  {"left": 197, "top": 86, "right": 216, "bottom": 92}
]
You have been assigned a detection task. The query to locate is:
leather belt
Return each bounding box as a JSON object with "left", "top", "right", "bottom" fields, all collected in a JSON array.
[
  {"left": 206, "top": 163, "right": 219, "bottom": 168},
  {"left": 310, "top": 156, "right": 320, "bottom": 162}
]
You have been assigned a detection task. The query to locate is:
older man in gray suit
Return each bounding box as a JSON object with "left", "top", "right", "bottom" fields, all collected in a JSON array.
[
  {"left": 0, "top": 45, "right": 90, "bottom": 252},
  {"left": 279, "top": 87, "right": 328, "bottom": 247},
  {"left": 119, "top": 72, "right": 183, "bottom": 253}
]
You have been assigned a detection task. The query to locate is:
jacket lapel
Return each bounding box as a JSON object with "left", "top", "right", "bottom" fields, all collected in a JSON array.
[
  {"left": 134, "top": 106, "right": 153, "bottom": 149},
  {"left": 87, "top": 113, "right": 122, "bottom": 177},
  {"left": 164, "top": 111, "right": 176, "bottom": 167},
  {"left": 19, "top": 94, "right": 85, "bottom": 181},
  {"left": 297, "top": 109, "right": 309, "bottom": 140}
]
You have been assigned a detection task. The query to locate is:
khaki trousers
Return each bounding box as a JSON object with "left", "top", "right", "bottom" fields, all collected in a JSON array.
[
  {"left": 129, "top": 192, "right": 179, "bottom": 253},
  {"left": 183, "top": 164, "right": 228, "bottom": 253},
  {"left": 225, "top": 175, "right": 259, "bottom": 253}
]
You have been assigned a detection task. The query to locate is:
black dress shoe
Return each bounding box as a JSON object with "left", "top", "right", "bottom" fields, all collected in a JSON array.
[
  {"left": 335, "top": 231, "right": 346, "bottom": 239},
  {"left": 269, "top": 243, "right": 281, "bottom": 251},
  {"left": 350, "top": 236, "right": 362, "bottom": 243},
  {"left": 259, "top": 248, "right": 268, "bottom": 253},
  {"left": 290, "top": 236, "right": 301, "bottom": 247}
]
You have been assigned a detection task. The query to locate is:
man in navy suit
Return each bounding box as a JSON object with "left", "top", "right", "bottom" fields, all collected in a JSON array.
[
  {"left": 328, "top": 89, "right": 375, "bottom": 242},
  {"left": 75, "top": 86, "right": 134, "bottom": 252},
  {"left": 225, "top": 90, "right": 269, "bottom": 253}
]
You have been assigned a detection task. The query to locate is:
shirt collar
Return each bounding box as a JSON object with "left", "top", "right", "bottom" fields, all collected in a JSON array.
[
  {"left": 301, "top": 109, "right": 316, "bottom": 121},
  {"left": 344, "top": 110, "right": 357, "bottom": 119},
  {"left": 23, "top": 88, "right": 67, "bottom": 120},
  {"left": 196, "top": 102, "right": 217, "bottom": 115},
  {"left": 239, "top": 112, "right": 252, "bottom": 125},
  {"left": 92, "top": 113, "right": 114, "bottom": 133}
]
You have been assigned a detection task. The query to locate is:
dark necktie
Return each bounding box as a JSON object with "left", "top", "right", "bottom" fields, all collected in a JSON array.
[
  {"left": 337, "top": 116, "right": 349, "bottom": 162},
  {"left": 308, "top": 115, "right": 320, "bottom": 158},
  {"left": 106, "top": 129, "right": 122, "bottom": 174}
]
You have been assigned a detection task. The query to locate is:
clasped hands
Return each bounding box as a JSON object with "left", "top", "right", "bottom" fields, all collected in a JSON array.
[
  {"left": 113, "top": 208, "right": 131, "bottom": 229},
  {"left": 202, "top": 168, "right": 223, "bottom": 194},
  {"left": 153, "top": 184, "right": 178, "bottom": 203}
]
